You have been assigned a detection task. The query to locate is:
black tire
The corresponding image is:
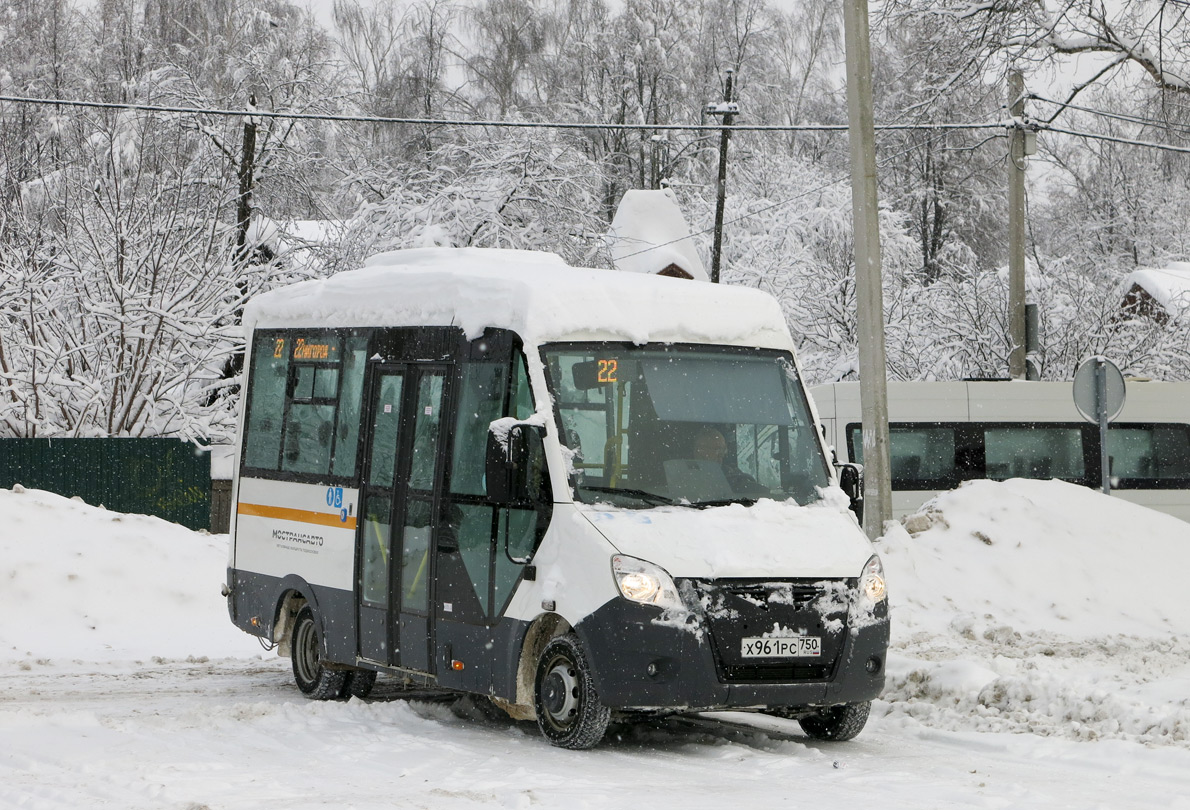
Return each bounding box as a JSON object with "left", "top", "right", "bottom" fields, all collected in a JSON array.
[
  {"left": 344, "top": 668, "right": 378, "bottom": 700},
  {"left": 534, "top": 634, "right": 611, "bottom": 750},
  {"left": 798, "top": 701, "right": 871, "bottom": 742},
  {"left": 291, "top": 606, "right": 349, "bottom": 700}
]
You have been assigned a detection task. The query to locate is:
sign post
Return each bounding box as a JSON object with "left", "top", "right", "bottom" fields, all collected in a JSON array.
[{"left": 1072, "top": 356, "right": 1126, "bottom": 494}]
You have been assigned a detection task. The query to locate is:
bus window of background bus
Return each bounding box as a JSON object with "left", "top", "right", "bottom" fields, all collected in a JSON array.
[
  {"left": 983, "top": 426, "right": 1084, "bottom": 481},
  {"left": 1109, "top": 424, "right": 1190, "bottom": 484}
]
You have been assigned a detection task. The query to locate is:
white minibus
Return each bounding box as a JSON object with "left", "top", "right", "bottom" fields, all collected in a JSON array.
[
  {"left": 812, "top": 380, "right": 1190, "bottom": 522},
  {"left": 226, "top": 248, "right": 888, "bottom": 748}
]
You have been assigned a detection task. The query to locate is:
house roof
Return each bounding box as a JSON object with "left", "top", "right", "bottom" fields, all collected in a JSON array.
[
  {"left": 1123, "top": 263, "right": 1190, "bottom": 313},
  {"left": 606, "top": 189, "right": 709, "bottom": 282}
]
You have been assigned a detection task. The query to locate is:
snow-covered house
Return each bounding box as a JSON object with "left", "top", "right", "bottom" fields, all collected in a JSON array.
[
  {"left": 246, "top": 217, "right": 347, "bottom": 274},
  {"left": 1120, "top": 262, "right": 1190, "bottom": 323},
  {"left": 606, "top": 188, "right": 708, "bottom": 281}
]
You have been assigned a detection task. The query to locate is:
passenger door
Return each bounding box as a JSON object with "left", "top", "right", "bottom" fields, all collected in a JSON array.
[
  {"left": 356, "top": 364, "right": 448, "bottom": 673},
  {"left": 432, "top": 353, "right": 545, "bottom": 690}
]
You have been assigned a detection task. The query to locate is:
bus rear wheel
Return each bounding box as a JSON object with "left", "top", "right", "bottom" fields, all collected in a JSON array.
[
  {"left": 291, "top": 606, "right": 349, "bottom": 700},
  {"left": 534, "top": 634, "right": 611, "bottom": 750},
  {"left": 798, "top": 701, "right": 871, "bottom": 741},
  {"left": 344, "top": 668, "right": 377, "bottom": 699}
]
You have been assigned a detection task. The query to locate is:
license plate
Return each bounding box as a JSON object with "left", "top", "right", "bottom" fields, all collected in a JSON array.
[{"left": 741, "top": 636, "right": 821, "bottom": 658}]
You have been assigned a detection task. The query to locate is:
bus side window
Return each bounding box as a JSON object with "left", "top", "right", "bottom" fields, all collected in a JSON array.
[
  {"left": 282, "top": 403, "right": 335, "bottom": 474},
  {"left": 244, "top": 330, "right": 355, "bottom": 479},
  {"left": 450, "top": 362, "right": 510, "bottom": 497},
  {"left": 243, "top": 333, "right": 290, "bottom": 470},
  {"left": 331, "top": 338, "right": 368, "bottom": 477}
]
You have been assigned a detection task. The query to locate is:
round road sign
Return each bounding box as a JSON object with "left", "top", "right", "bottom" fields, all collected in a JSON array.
[{"left": 1072, "top": 356, "right": 1126, "bottom": 424}]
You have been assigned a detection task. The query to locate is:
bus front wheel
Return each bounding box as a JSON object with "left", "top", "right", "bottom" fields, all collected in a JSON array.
[
  {"left": 291, "top": 606, "right": 349, "bottom": 700},
  {"left": 798, "top": 700, "right": 871, "bottom": 741},
  {"left": 534, "top": 634, "right": 611, "bottom": 749}
]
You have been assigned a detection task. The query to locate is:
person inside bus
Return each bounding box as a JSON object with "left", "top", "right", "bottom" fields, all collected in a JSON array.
[{"left": 692, "top": 426, "right": 765, "bottom": 497}]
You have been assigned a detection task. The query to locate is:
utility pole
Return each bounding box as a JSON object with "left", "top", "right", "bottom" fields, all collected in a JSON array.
[
  {"left": 212, "top": 94, "right": 259, "bottom": 404},
  {"left": 843, "top": 0, "right": 892, "bottom": 539},
  {"left": 706, "top": 69, "right": 737, "bottom": 284},
  {"left": 234, "top": 94, "right": 258, "bottom": 273},
  {"left": 1007, "top": 70, "right": 1027, "bottom": 380}
]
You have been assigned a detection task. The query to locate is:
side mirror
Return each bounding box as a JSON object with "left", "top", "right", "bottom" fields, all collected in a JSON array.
[
  {"left": 485, "top": 420, "right": 546, "bottom": 505},
  {"left": 838, "top": 462, "right": 864, "bottom": 522}
]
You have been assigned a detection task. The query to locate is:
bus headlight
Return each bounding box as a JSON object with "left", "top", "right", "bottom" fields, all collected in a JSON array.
[
  {"left": 859, "top": 554, "right": 887, "bottom": 603},
  {"left": 612, "top": 555, "right": 684, "bottom": 611}
]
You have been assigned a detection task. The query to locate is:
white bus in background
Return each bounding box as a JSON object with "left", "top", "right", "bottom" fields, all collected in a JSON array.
[
  {"left": 225, "top": 248, "right": 888, "bottom": 749},
  {"left": 811, "top": 380, "right": 1190, "bottom": 522}
]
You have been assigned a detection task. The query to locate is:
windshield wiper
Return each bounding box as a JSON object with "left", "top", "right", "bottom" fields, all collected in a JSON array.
[
  {"left": 686, "top": 497, "right": 759, "bottom": 509},
  {"left": 577, "top": 484, "right": 676, "bottom": 506}
]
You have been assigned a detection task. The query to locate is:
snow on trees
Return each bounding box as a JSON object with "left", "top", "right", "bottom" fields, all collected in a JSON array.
[{"left": 2, "top": 0, "right": 1190, "bottom": 446}]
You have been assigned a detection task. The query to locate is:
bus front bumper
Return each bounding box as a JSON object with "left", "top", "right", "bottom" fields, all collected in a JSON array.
[{"left": 573, "top": 598, "right": 889, "bottom": 712}]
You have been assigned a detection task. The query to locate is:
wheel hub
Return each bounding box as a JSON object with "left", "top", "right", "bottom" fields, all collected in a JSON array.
[
  {"left": 542, "top": 659, "right": 580, "bottom": 726},
  {"left": 296, "top": 622, "right": 319, "bottom": 681}
]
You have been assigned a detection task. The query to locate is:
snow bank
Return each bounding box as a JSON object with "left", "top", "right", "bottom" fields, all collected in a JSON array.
[
  {"left": 879, "top": 478, "right": 1190, "bottom": 746},
  {"left": 5, "top": 474, "right": 1190, "bottom": 751},
  {"left": 0, "top": 486, "right": 257, "bottom": 662},
  {"left": 882, "top": 477, "right": 1190, "bottom": 639}
]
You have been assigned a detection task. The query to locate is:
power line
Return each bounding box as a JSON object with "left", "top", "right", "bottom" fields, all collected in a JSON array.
[
  {"left": 1031, "top": 94, "right": 1190, "bottom": 138},
  {"left": 1041, "top": 122, "right": 1190, "bottom": 154},
  {"left": 15, "top": 93, "right": 1190, "bottom": 252},
  {"left": 0, "top": 91, "right": 998, "bottom": 267},
  {"left": 0, "top": 94, "right": 1005, "bottom": 134}
]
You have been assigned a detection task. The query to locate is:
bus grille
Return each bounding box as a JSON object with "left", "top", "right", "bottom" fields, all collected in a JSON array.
[{"left": 681, "top": 579, "right": 851, "bottom": 684}]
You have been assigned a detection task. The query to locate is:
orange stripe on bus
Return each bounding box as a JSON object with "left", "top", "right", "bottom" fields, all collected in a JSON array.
[{"left": 237, "top": 502, "right": 358, "bottom": 530}]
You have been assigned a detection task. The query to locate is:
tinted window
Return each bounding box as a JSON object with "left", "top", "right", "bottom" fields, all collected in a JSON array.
[
  {"left": 849, "top": 424, "right": 965, "bottom": 487},
  {"left": 984, "top": 426, "right": 1084, "bottom": 480},
  {"left": 242, "top": 330, "right": 366, "bottom": 479},
  {"left": 1110, "top": 425, "right": 1190, "bottom": 482},
  {"left": 450, "top": 363, "right": 509, "bottom": 497},
  {"left": 282, "top": 403, "right": 336, "bottom": 474},
  {"left": 847, "top": 420, "right": 1190, "bottom": 491},
  {"left": 443, "top": 348, "right": 544, "bottom": 623},
  {"left": 331, "top": 339, "right": 368, "bottom": 477},
  {"left": 244, "top": 337, "right": 289, "bottom": 469}
]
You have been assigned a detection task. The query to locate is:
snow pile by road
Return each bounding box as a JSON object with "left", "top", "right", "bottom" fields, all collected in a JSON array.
[
  {"left": 884, "top": 477, "right": 1190, "bottom": 638},
  {"left": 879, "top": 478, "right": 1190, "bottom": 746},
  {"left": 2, "top": 480, "right": 1189, "bottom": 808},
  {"left": 2, "top": 478, "right": 1189, "bottom": 748},
  {"left": 0, "top": 485, "right": 256, "bottom": 663}
]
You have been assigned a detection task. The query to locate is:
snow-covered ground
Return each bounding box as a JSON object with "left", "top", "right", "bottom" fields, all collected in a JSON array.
[{"left": 2, "top": 480, "right": 1188, "bottom": 809}]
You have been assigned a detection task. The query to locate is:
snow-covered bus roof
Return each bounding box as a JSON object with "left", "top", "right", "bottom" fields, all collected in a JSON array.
[{"left": 242, "top": 247, "right": 794, "bottom": 349}]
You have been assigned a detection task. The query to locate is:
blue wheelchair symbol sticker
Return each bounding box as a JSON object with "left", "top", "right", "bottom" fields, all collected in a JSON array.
[{"left": 326, "top": 487, "right": 344, "bottom": 509}]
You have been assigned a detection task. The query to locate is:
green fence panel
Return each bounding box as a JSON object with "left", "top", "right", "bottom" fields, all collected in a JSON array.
[{"left": 0, "top": 438, "right": 212, "bottom": 530}]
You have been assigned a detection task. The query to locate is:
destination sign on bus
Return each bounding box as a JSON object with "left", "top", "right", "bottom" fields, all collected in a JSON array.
[{"left": 292, "top": 337, "right": 339, "bottom": 361}]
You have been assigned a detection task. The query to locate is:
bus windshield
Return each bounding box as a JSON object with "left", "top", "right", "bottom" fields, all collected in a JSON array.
[{"left": 541, "top": 344, "right": 831, "bottom": 508}]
